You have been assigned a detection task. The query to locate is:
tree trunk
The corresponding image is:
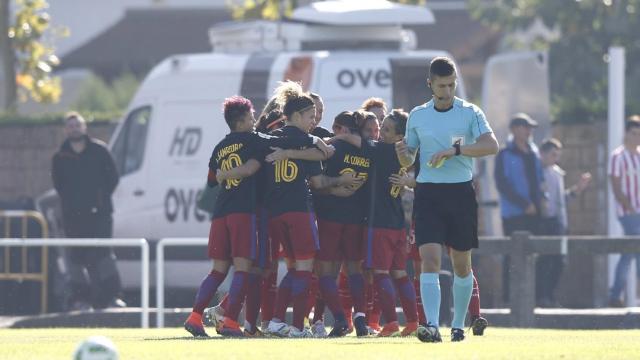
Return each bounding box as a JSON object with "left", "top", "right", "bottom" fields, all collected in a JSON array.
[{"left": 0, "top": 0, "right": 17, "bottom": 113}]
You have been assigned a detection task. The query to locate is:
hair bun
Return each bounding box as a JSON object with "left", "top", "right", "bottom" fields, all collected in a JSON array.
[{"left": 274, "top": 81, "right": 305, "bottom": 108}]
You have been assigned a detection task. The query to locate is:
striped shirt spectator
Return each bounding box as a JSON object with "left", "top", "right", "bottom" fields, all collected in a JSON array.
[
  {"left": 608, "top": 146, "right": 640, "bottom": 216},
  {"left": 608, "top": 115, "right": 640, "bottom": 307}
]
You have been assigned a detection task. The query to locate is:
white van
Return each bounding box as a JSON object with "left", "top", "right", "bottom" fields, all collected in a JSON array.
[{"left": 39, "top": 1, "right": 467, "bottom": 291}]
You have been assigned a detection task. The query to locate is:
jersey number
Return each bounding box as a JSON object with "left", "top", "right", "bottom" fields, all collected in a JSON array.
[
  {"left": 220, "top": 154, "right": 243, "bottom": 189},
  {"left": 274, "top": 159, "right": 298, "bottom": 183},
  {"left": 340, "top": 168, "right": 368, "bottom": 190}
]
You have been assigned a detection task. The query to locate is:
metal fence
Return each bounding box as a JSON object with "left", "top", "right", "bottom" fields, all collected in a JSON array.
[
  {"left": 153, "top": 233, "right": 640, "bottom": 328},
  {"left": 0, "top": 210, "right": 49, "bottom": 313},
  {"left": 156, "top": 237, "right": 208, "bottom": 328},
  {"left": 3, "top": 232, "right": 639, "bottom": 329},
  {"left": 0, "top": 238, "right": 150, "bottom": 328}
]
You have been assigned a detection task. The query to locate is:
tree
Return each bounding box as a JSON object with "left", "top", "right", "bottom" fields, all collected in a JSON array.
[
  {"left": 226, "top": 0, "right": 425, "bottom": 21},
  {"left": 1, "top": 0, "right": 66, "bottom": 113},
  {"left": 468, "top": 0, "right": 640, "bottom": 122},
  {"left": 74, "top": 72, "right": 140, "bottom": 114}
]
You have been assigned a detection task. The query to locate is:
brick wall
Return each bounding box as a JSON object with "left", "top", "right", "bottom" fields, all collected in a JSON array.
[{"left": 0, "top": 122, "right": 118, "bottom": 204}]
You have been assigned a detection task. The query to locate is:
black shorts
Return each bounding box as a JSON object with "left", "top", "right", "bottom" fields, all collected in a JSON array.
[{"left": 414, "top": 181, "right": 478, "bottom": 251}]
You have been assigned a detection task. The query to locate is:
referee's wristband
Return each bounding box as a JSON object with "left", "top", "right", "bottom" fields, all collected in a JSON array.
[{"left": 453, "top": 143, "right": 461, "bottom": 156}]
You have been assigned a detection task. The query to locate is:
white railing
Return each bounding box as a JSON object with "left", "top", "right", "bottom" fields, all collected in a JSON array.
[
  {"left": 0, "top": 238, "right": 150, "bottom": 328},
  {"left": 156, "top": 237, "right": 208, "bottom": 328}
]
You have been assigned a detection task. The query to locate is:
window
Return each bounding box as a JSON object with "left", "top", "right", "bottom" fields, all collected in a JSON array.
[{"left": 111, "top": 106, "right": 151, "bottom": 176}]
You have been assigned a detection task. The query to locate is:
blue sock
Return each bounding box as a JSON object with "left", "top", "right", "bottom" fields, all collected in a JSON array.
[
  {"left": 452, "top": 272, "right": 474, "bottom": 330},
  {"left": 419, "top": 273, "right": 440, "bottom": 328}
]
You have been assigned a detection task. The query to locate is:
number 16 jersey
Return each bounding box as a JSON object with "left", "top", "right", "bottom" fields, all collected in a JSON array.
[{"left": 264, "top": 126, "right": 323, "bottom": 217}]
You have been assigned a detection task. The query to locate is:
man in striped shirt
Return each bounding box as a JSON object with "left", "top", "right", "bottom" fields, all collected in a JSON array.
[{"left": 608, "top": 115, "right": 640, "bottom": 307}]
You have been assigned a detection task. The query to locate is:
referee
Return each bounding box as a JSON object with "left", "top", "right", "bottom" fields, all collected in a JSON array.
[{"left": 395, "top": 57, "right": 498, "bottom": 342}]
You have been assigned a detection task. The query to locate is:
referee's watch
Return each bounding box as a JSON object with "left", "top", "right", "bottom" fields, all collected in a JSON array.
[{"left": 453, "top": 142, "right": 461, "bottom": 156}]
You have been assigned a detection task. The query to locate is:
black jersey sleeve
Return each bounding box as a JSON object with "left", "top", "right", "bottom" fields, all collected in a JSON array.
[
  {"left": 361, "top": 138, "right": 385, "bottom": 159},
  {"left": 255, "top": 131, "right": 314, "bottom": 150},
  {"left": 305, "top": 160, "right": 323, "bottom": 178},
  {"left": 207, "top": 148, "right": 219, "bottom": 187},
  {"left": 311, "top": 126, "right": 334, "bottom": 138}
]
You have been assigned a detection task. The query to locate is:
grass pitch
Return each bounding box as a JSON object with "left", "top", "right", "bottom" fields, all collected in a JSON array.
[{"left": 1, "top": 327, "right": 639, "bottom": 360}]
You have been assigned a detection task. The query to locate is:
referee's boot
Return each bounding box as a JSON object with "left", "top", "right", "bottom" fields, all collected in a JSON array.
[
  {"left": 451, "top": 328, "right": 465, "bottom": 342},
  {"left": 416, "top": 323, "right": 442, "bottom": 343},
  {"left": 470, "top": 316, "right": 488, "bottom": 336}
]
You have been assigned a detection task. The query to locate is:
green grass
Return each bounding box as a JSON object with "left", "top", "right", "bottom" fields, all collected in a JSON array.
[{"left": 0, "top": 328, "right": 639, "bottom": 360}]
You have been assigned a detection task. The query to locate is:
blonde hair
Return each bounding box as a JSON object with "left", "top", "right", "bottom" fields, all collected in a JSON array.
[
  {"left": 272, "top": 80, "right": 315, "bottom": 119},
  {"left": 274, "top": 81, "right": 306, "bottom": 108}
]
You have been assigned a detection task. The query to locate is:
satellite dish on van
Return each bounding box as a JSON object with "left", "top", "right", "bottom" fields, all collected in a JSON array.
[{"left": 291, "top": 0, "right": 436, "bottom": 25}]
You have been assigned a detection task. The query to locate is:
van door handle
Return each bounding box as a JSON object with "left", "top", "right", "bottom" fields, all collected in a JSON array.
[{"left": 133, "top": 189, "right": 145, "bottom": 197}]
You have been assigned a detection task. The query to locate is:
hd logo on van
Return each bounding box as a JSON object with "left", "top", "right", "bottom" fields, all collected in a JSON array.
[{"left": 169, "top": 127, "right": 202, "bottom": 156}]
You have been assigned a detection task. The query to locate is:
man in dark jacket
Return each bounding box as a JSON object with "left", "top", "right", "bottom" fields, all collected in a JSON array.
[{"left": 52, "top": 112, "right": 125, "bottom": 310}]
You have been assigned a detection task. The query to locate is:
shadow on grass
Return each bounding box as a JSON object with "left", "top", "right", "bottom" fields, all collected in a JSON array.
[
  {"left": 144, "top": 336, "right": 228, "bottom": 341},
  {"left": 334, "top": 341, "right": 408, "bottom": 345},
  {"left": 144, "top": 336, "right": 272, "bottom": 341}
]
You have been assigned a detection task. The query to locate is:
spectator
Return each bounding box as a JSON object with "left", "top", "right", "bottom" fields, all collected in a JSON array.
[
  {"left": 494, "top": 113, "right": 545, "bottom": 303},
  {"left": 51, "top": 112, "right": 125, "bottom": 311},
  {"left": 608, "top": 115, "right": 640, "bottom": 307},
  {"left": 495, "top": 113, "right": 545, "bottom": 234},
  {"left": 361, "top": 97, "right": 388, "bottom": 122},
  {"left": 538, "top": 138, "right": 591, "bottom": 307}
]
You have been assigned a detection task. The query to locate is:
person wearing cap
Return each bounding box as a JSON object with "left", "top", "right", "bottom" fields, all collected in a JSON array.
[
  {"left": 494, "top": 112, "right": 545, "bottom": 303},
  {"left": 495, "top": 113, "right": 545, "bottom": 234}
]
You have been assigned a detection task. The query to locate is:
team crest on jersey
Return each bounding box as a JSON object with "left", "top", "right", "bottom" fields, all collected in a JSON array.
[{"left": 451, "top": 136, "right": 464, "bottom": 146}]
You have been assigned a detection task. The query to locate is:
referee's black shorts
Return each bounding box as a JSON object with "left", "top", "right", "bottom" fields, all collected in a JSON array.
[{"left": 414, "top": 181, "right": 478, "bottom": 251}]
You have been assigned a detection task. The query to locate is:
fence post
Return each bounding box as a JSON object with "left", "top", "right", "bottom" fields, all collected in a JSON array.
[{"left": 509, "top": 231, "right": 536, "bottom": 327}]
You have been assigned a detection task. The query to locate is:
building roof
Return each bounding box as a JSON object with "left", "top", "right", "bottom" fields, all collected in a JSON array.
[{"left": 59, "top": 8, "right": 231, "bottom": 78}]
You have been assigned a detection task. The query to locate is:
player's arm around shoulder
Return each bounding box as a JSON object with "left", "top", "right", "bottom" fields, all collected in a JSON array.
[
  {"left": 216, "top": 159, "right": 261, "bottom": 183},
  {"left": 265, "top": 146, "right": 332, "bottom": 164},
  {"left": 309, "top": 172, "right": 363, "bottom": 190}
]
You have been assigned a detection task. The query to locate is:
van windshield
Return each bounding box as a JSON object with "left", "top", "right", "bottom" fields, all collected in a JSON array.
[{"left": 111, "top": 106, "right": 152, "bottom": 176}]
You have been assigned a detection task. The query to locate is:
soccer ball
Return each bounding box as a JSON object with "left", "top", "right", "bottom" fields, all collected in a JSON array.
[{"left": 72, "top": 336, "right": 119, "bottom": 360}]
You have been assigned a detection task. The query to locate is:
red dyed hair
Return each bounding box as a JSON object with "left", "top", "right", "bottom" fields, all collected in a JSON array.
[{"left": 223, "top": 96, "right": 254, "bottom": 130}]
